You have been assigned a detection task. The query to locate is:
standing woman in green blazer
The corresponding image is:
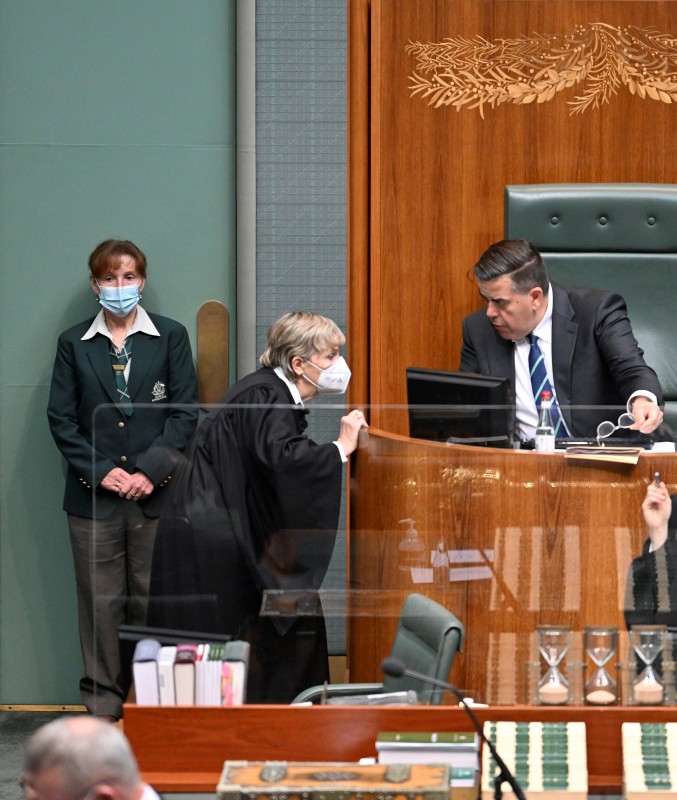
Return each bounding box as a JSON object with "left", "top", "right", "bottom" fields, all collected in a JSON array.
[{"left": 47, "top": 240, "right": 198, "bottom": 721}]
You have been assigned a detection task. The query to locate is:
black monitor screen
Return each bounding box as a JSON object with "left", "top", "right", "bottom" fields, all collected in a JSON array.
[{"left": 406, "top": 367, "right": 515, "bottom": 446}]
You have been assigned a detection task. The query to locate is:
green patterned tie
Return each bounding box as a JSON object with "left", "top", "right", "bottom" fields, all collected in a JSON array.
[{"left": 110, "top": 337, "right": 133, "bottom": 416}]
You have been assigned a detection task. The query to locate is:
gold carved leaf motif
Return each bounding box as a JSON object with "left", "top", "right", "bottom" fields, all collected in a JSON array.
[{"left": 406, "top": 23, "right": 677, "bottom": 116}]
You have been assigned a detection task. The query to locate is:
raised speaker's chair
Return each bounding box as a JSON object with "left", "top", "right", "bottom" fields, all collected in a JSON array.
[
  {"left": 505, "top": 183, "right": 677, "bottom": 442},
  {"left": 291, "top": 592, "right": 465, "bottom": 705}
]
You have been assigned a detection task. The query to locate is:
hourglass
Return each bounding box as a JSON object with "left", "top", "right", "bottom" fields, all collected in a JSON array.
[
  {"left": 630, "top": 624, "right": 666, "bottom": 705},
  {"left": 537, "top": 625, "right": 572, "bottom": 704},
  {"left": 584, "top": 626, "right": 617, "bottom": 705}
]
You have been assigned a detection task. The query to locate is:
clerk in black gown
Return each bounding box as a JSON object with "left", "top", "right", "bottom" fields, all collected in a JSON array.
[
  {"left": 625, "top": 480, "right": 677, "bottom": 644},
  {"left": 148, "top": 311, "right": 367, "bottom": 702}
]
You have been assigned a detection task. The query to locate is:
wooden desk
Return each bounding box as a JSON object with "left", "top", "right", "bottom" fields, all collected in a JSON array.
[
  {"left": 124, "top": 434, "right": 676, "bottom": 795},
  {"left": 124, "top": 703, "right": 677, "bottom": 794},
  {"left": 348, "top": 430, "right": 677, "bottom": 703}
]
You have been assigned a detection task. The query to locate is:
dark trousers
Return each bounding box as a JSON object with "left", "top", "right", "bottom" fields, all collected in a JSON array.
[{"left": 68, "top": 504, "right": 158, "bottom": 717}]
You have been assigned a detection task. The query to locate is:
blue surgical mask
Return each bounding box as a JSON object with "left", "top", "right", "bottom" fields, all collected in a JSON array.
[{"left": 97, "top": 283, "right": 141, "bottom": 317}]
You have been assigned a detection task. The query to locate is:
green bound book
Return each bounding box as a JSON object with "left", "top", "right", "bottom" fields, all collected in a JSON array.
[
  {"left": 481, "top": 722, "right": 587, "bottom": 800},
  {"left": 377, "top": 731, "right": 478, "bottom": 747},
  {"left": 622, "top": 722, "right": 677, "bottom": 800}
]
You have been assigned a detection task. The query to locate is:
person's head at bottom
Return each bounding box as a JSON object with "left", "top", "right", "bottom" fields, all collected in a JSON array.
[{"left": 22, "top": 716, "right": 152, "bottom": 800}]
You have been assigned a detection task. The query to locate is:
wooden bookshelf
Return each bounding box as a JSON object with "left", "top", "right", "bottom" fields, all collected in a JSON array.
[{"left": 123, "top": 703, "right": 677, "bottom": 794}]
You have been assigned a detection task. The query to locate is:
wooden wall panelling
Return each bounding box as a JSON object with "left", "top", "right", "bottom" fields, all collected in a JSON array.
[
  {"left": 348, "top": 0, "right": 372, "bottom": 409},
  {"left": 347, "top": 430, "right": 677, "bottom": 704},
  {"left": 356, "top": 0, "right": 677, "bottom": 425}
]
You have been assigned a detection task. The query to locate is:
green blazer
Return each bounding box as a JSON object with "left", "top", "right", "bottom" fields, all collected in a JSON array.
[{"left": 47, "top": 311, "right": 199, "bottom": 519}]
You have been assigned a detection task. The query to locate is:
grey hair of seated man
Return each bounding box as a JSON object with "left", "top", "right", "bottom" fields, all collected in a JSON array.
[{"left": 23, "top": 716, "right": 141, "bottom": 800}]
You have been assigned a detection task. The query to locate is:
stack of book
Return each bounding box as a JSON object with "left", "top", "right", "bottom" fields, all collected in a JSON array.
[
  {"left": 623, "top": 722, "right": 677, "bottom": 799},
  {"left": 375, "top": 731, "right": 480, "bottom": 800},
  {"left": 480, "top": 721, "right": 587, "bottom": 799},
  {"left": 132, "top": 638, "right": 250, "bottom": 706}
]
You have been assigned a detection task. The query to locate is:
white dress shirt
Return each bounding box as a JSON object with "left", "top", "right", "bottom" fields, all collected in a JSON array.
[
  {"left": 81, "top": 306, "right": 160, "bottom": 382},
  {"left": 512, "top": 285, "right": 656, "bottom": 440}
]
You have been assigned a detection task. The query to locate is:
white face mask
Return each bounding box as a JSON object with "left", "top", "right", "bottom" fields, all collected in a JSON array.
[{"left": 303, "top": 356, "right": 352, "bottom": 395}]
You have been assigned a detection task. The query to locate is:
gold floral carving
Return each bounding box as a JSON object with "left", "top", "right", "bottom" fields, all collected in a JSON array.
[{"left": 406, "top": 23, "right": 677, "bottom": 116}]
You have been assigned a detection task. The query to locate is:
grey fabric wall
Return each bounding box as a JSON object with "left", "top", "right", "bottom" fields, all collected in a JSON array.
[{"left": 255, "top": 1, "right": 348, "bottom": 652}]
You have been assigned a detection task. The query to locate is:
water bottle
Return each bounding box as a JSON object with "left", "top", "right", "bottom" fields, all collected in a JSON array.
[
  {"left": 398, "top": 518, "right": 425, "bottom": 571},
  {"left": 432, "top": 539, "right": 450, "bottom": 585},
  {"left": 535, "top": 390, "right": 555, "bottom": 452}
]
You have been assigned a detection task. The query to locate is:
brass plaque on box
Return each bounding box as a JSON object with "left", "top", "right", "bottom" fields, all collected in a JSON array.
[{"left": 217, "top": 761, "right": 450, "bottom": 800}]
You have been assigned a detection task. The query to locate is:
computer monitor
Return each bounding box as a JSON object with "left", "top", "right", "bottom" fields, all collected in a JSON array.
[{"left": 406, "top": 367, "right": 515, "bottom": 446}]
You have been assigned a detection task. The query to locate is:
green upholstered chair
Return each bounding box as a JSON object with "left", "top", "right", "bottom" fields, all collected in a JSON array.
[
  {"left": 505, "top": 183, "right": 677, "bottom": 442},
  {"left": 291, "top": 592, "right": 465, "bottom": 705}
]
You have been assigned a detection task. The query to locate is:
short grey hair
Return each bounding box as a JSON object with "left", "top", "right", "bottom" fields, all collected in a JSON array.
[
  {"left": 23, "top": 716, "right": 139, "bottom": 799},
  {"left": 259, "top": 311, "right": 345, "bottom": 381}
]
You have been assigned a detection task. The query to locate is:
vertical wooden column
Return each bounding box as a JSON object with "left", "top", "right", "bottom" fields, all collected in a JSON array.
[{"left": 197, "top": 300, "right": 229, "bottom": 405}]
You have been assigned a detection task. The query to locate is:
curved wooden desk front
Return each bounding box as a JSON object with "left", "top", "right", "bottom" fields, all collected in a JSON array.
[{"left": 348, "top": 428, "right": 677, "bottom": 703}]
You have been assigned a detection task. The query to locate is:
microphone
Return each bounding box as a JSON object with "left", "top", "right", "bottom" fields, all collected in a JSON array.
[{"left": 381, "top": 657, "right": 526, "bottom": 800}]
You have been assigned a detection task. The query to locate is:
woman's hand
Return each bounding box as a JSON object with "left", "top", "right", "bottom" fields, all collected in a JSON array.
[
  {"left": 101, "top": 467, "right": 133, "bottom": 495},
  {"left": 336, "top": 409, "right": 368, "bottom": 457},
  {"left": 100, "top": 467, "right": 154, "bottom": 500},
  {"left": 123, "top": 471, "right": 154, "bottom": 501},
  {"left": 642, "top": 481, "right": 672, "bottom": 551}
]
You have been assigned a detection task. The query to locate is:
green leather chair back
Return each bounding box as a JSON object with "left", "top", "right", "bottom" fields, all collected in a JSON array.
[
  {"left": 505, "top": 183, "right": 677, "bottom": 441},
  {"left": 291, "top": 592, "right": 465, "bottom": 705},
  {"left": 382, "top": 592, "right": 465, "bottom": 704}
]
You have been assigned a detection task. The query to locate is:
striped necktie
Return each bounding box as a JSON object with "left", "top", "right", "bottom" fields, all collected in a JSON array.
[
  {"left": 528, "top": 333, "right": 568, "bottom": 437},
  {"left": 110, "top": 338, "right": 133, "bottom": 416}
]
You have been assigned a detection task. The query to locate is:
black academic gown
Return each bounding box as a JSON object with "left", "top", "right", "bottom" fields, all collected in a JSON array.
[
  {"left": 624, "top": 496, "right": 677, "bottom": 661},
  {"left": 148, "top": 368, "right": 343, "bottom": 702}
]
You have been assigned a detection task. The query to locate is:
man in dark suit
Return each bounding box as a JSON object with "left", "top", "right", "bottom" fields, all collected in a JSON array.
[
  {"left": 459, "top": 239, "right": 664, "bottom": 441},
  {"left": 47, "top": 239, "right": 198, "bottom": 720}
]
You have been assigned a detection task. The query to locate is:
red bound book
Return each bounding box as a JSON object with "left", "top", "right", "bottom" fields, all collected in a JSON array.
[{"left": 173, "top": 643, "right": 198, "bottom": 705}]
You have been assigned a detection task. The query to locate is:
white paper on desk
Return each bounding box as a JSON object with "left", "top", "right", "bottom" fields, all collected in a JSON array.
[
  {"left": 411, "top": 567, "right": 433, "bottom": 583},
  {"left": 426, "top": 548, "right": 495, "bottom": 564},
  {"left": 449, "top": 548, "right": 494, "bottom": 564},
  {"left": 410, "top": 565, "right": 493, "bottom": 584},
  {"left": 651, "top": 441, "right": 676, "bottom": 452},
  {"left": 450, "top": 565, "right": 493, "bottom": 581}
]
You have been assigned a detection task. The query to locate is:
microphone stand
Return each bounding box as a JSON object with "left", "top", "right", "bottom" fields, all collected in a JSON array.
[{"left": 381, "top": 658, "right": 526, "bottom": 800}]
